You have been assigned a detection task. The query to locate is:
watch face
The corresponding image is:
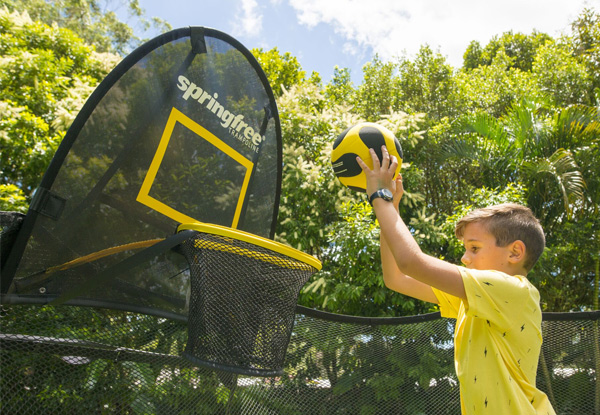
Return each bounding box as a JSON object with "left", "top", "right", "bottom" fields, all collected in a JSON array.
[
  {"left": 369, "top": 188, "right": 394, "bottom": 205},
  {"left": 381, "top": 189, "right": 393, "bottom": 200}
]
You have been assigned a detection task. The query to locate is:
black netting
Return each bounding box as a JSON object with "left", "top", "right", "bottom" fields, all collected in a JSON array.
[
  {"left": 1, "top": 304, "right": 597, "bottom": 414},
  {"left": 4, "top": 27, "right": 282, "bottom": 317},
  {"left": 0, "top": 211, "right": 24, "bottom": 270},
  {"left": 181, "top": 232, "right": 317, "bottom": 376}
]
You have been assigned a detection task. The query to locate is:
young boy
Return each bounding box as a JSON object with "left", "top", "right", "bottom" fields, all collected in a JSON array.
[{"left": 357, "top": 146, "right": 556, "bottom": 415}]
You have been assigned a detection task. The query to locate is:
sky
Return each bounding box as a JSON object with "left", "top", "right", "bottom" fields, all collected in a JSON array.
[{"left": 122, "top": 0, "right": 598, "bottom": 84}]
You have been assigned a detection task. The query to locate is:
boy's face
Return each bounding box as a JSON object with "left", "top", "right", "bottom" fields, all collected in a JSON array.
[{"left": 460, "top": 221, "right": 512, "bottom": 272}]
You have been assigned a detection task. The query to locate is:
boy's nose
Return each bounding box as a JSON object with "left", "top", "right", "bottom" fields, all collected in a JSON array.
[{"left": 461, "top": 253, "right": 470, "bottom": 266}]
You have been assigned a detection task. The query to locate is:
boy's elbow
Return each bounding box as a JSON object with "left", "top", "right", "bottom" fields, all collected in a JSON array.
[
  {"left": 396, "top": 252, "right": 429, "bottom": 278},
  {"left": 381, "top": 269, "right": 396, "bottom": 290}
]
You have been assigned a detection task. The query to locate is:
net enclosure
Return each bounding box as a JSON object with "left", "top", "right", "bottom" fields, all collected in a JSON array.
[
  {"left": 1, "top": 304, "right": 598, "bottom": 414},
  {"left": 1, "top": 26, "right": 284, "bottom": 315},
  {"left": 1, "top": 23, "right": 599, "bottom": 415}
]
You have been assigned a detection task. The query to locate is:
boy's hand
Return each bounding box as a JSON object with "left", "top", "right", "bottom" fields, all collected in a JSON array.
[
  {"left": 391, "top": 174, "right": 404, "bottom": 210},
  {"left": 357, "top": 145, "right": 399, "bottom": 198}
]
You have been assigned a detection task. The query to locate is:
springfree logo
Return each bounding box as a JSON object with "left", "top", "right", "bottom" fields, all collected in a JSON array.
[{"left": 177, "top": 75, "right": 265, "bottom": 153}]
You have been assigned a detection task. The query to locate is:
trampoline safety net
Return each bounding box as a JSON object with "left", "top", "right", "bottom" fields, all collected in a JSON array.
[
  {"left": 180, "top": 228, "right": 319, "bottom": 377},
  {"left": 1, "top": 304, "right": 598, "bottom": 414}
]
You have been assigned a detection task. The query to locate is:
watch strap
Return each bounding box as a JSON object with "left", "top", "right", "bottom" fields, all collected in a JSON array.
[{"left": 369, "top": 189, "right": 393, "bottom": 205}]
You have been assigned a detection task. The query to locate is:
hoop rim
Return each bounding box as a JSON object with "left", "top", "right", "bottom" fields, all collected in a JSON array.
[{"left": 177, "top": 222, "right": 322, "bottom": 270}]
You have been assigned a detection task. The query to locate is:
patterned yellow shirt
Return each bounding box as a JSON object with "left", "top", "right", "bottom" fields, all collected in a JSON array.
[{"left": 432, "top": 267, "right": 556, "bottom": 415}]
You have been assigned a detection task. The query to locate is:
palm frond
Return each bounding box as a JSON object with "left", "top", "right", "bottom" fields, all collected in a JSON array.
[
  {"left": 553, "top": 104, "right": 600, "bottom": 148},
  {"left": 456, "top": 112, "right": 509, "bottom": 144},
  {"left": 523, "top": 148, "right": 586, "bottom": 218}
]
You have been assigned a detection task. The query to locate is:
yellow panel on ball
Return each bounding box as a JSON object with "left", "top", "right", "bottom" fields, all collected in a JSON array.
[{"left": 331, "top": 122, "right": 403, "bottom": 192}]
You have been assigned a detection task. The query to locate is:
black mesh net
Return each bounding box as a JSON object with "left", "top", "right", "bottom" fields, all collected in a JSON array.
[
  {"left": 1, "top": 304, "right": 597, "bottom": 414},
  {"left": 181, "top": 231, "right": 318, "bottom": 376},
  {"left": 0, "top": 211, "right": 24, "bottom": 270},
  {"left": 3, "top": 27, "right": 282, "bottom": 317}
]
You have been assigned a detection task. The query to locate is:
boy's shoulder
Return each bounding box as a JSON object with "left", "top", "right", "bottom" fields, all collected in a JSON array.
[
  {"left": 434, "top": 267, "right": 540, "bottom": 320},
  {"left": 460, "top": 266, "right": 542, "bottom": 317},
  {"left": 460, "top": 267, "right": 532, "bottom": 288}
]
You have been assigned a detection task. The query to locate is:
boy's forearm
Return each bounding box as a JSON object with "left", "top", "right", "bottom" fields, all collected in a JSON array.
[
  {"left": 374, "top": 199, "right": 424, "bottom": 273},
  {"left": 374, "top": 198, "right": 466, "bottom": 299},
  {"left": 380, "top": 230, "right": 438, "bottom": 303}
]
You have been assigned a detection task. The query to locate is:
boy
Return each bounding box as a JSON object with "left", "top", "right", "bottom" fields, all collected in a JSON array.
[{"left": 357, "top": 146, "right": 556, "bottom": 415}]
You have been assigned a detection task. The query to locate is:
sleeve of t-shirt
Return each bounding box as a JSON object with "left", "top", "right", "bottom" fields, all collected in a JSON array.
[
  {"left": 458, "top": 267, "right": 535, "bottom": 332},
  {"left": 432, "top": 286, "right": 462, "bottom": 319}
]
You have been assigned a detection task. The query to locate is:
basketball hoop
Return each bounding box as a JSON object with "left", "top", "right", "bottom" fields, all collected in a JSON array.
[{"left": 178, "top": 222, "right": 321, "bottom": 376}]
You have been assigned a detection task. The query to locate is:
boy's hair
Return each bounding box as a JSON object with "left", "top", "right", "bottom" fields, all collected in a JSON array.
[{"left": 455, "top": 203, "right": 545, "bottom": 272}]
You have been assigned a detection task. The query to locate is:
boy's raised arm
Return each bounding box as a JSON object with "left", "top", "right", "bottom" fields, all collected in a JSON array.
[
  {"left": 380, "top": 230, "right": 439, "bottom": 303},
  {"left": 358, "top": 146, "right": 466, "bottom": 300}
]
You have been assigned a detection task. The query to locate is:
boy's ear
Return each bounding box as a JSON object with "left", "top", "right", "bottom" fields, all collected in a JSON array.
[{"left": 507, "top": 240, "right": 526, "bottom": 264}]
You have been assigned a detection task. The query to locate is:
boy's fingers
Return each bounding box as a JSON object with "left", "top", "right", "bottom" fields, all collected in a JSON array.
[
  {"left": 396, "top": 175, "right": 404, "bottom": 191},
  {"left": 356, "top": 155, "right": 365, "bottom": 167},
  {"left": 356, "top": 155, "right": 370, "bottom": 172},
  {"left": 382, "top": 146, "right": 399, "bottom": 172},
  {"left": 369, "top": 148, "right": 381, "bottom": 170},
  {"left": 382, "top": 146, "right": 390, "bottom": 167}
]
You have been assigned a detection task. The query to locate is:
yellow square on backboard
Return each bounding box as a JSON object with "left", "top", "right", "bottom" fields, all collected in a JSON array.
[{"left": 136, "top": 107, "right": 254, "bottom": 228}]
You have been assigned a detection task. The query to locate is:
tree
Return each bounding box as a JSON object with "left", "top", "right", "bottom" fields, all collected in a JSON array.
[
  {"left": 394, "top": 45, "right": 458, "bottom": 120},
  {"left": 463, "top": 40, "right": 484, "bottom": 70},
  {"left": 324, "top": 66, "right": 354, "bottom": 106},
  {"left": 0, "top": 9, "right": 119, "bottom": 198},
  {"left": 570, "top": 8, "right": 600, "bottom": 105},
  {"left": 455, "top": 49, "right": 539, "bottom": 117},
  {"left": 443, "top": 98, "right": 598, "bottom": 310},
  {"left": 0, "top": 0, "right": 171, "bottom": 55},
  {"left": 251, "top": 47, "right": 306, "bottom": 97},
  {"left": 532, "top": 39, "right": 592, "bottom": 107},
  {"left": 353, "top": 55, "right": 397, "bottom": 121},
  {"left": 463, "top": 30, "right": 552, "bottom": 72}
]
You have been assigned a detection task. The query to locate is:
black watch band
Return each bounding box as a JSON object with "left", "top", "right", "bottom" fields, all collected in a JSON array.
[{"left": 369, "top": 189, "right": 393, "bottom": 205}]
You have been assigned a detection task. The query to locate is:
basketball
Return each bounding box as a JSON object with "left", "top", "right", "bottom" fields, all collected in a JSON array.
[{"left": 331, "top": 122, "right": 403, "bottom": 192}]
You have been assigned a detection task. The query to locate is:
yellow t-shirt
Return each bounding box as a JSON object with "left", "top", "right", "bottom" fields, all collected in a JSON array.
[{"left": 432, "top": 267, "right": 556, "bottom": 415}]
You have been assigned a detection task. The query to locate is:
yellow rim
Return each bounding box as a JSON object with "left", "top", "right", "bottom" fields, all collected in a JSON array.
[
  {"left": 177, "top": 222, "right": 322, "bottom": 271},
  {"left": 190, "top": 239, "right": 312, "bottom": 270}
]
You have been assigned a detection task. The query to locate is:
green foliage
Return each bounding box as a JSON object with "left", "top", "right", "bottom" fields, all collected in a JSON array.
[
  {"left": 0, "top": 0, "right": 171, "bottom": 55},
  {"left": 324, "top": 66, "right": 354, "bottom": 106},
  {"left": 251, "top": 47, "right": 306, "bottom": 97},
  {"left": 0, "top": 184, "right": 28, "bottom": 212},
  {"left": 463, "top": 30, "right": 552, "bottom": 71},
  {"left": 353, "top": 55, "right": 397, "bottom": 121},
  {"left": 0, "top": 8, "right": 118, "bottom": 199},
  {"left": 394, "top": 46, "right": 458, "bottom": 120},
  {"left": 532, "top": 39, "right": 592, "bottom": 106},
  {"left": 455, "top": 49, "right": 540, "bottom": 116},
  {"left": 570, "top": 8, "right": 600, "bottom": 104},
  {"left": 462, "top": 40, "right": 483, "bottom": 70}
]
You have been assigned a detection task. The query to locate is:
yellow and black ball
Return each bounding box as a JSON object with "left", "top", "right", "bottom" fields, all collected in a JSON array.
[{"left": 331, "top": 122, "right": 403, "bottom": 192}]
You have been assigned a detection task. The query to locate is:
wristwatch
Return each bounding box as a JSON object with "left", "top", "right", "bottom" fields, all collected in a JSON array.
[{"left": 368, "top": 189, "right": 393, "bottom": 205}]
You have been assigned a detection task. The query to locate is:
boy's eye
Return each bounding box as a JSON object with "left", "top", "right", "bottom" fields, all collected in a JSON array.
[{"left": 470, "top": 247, "right": 479, "bottom": 253}]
